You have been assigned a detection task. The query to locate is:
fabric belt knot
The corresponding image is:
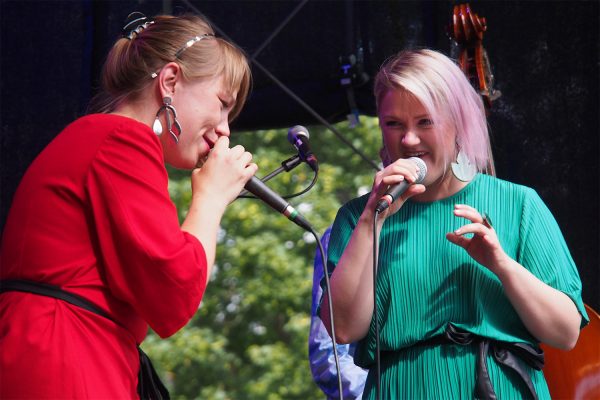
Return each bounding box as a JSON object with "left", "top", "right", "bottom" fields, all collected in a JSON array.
[{"left": 443, "top": 323, "right": 544, "bottom": 400}]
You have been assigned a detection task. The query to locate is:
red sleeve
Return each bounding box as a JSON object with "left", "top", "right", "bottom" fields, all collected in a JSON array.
[{"left": 85, "top": 121, "right": 206, "bottom": 338}]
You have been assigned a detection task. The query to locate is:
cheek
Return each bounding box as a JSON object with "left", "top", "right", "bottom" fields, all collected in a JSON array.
[{"left": 381, "top": 131, "right": 399, "bottom": 150}]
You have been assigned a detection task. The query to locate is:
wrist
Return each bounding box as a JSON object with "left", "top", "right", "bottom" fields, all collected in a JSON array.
[
  {"left": 493, "top": 254, "right": 519, "bottom": 282},
  {"left": 190, "top": 190, "right": 227, "bottom": 216},
  {"left": 358, "top": 209, "right": 385, "bottom": 233}
]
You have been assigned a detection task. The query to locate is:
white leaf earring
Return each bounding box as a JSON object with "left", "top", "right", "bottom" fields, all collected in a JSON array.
[{"left": 451, "top": 149, "right": 477, "bottom": 182}]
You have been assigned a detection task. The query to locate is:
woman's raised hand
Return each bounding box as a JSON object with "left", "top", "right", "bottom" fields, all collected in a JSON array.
[
  {"left": 191, "top": 136, "right": 258, "bottom": 211},
  {"left": 366, "top": 158, "right": 426, "bottom": 218},
  {"left": 446, "top": 204, "right": 509, "bottom": 276}
]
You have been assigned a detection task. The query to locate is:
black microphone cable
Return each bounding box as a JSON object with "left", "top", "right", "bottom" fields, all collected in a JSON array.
[
  {"left": 237, "top": 165, "right": 318, "bottom": 200},
  {"left": 235, "top": 166, "right": 343, "bottom": 398},
  {"left": 308, "top": 226, "right": 344, "bottom": 400},
  {"left": 373, "top": 210, "right": 382, "bottom": 400}
]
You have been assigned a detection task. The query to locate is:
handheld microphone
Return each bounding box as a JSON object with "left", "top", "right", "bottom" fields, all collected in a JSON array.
[
  {"left": 287, "top": 125, "right": 318, "bottom": 172},
  {"left": 375, "top": 157, "right": 427, "bottom": 213},
  {"left": 244, "top": 176, "right": 312, "bottom": 231}
]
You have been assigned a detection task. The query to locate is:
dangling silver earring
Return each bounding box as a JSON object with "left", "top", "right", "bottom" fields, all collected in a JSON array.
[
  {"left": 451, "top": 147, "right": 477, "bottom": 182},
  {"left": 153, "top": 97, "right": 182, "bottom": 143}
]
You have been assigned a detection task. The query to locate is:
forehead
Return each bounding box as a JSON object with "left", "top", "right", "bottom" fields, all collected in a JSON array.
[
  {"left": 379, "top": 89, "right": 427, "bottom": 116},
  {"left": 189, "top": 74, "right": 236, "bottom": 100}
]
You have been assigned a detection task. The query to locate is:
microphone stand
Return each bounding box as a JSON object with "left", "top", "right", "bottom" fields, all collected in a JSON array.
[{"left": 238, "top": 154, "right": 303, "bottom": 197}]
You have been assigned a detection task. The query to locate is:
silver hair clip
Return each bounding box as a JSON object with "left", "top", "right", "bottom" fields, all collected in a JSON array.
[
  {"left": 174, "top": 33, "right": 215, "bottom": 59},
  {"left": 122, "top": 12, "right": 154, "bottom": 40},
  {"left": 150, "top": 33, "right": 216, "bottom": 79}
]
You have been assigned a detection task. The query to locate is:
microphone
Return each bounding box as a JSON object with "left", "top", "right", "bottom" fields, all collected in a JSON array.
[
  {"left": 375, "top": 157, "right": 427, "bottom": 213},
  {"left": 244, "top": 176, "right": 312, "bottom": 231},
  {"left": 287, "top": 125, "right": 318, "bottom": 171}
]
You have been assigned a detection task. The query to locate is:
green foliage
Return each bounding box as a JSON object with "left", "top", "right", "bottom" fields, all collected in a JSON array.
[{"left": 142, "top": 117, "right": 382, "bottom": 399}]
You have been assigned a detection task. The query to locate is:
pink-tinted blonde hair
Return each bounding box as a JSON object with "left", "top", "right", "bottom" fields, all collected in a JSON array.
[
  {"left": 88, "top": 14, "right": 251, "bottom": 121},
  {"left": 374, "top": 49, "right": 493, "bottom": 173}
]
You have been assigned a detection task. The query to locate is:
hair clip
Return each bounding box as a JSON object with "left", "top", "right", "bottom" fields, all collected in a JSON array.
[
  {"left": 122, "top": 12, "right": 154, "bottom": 40},
  {"left": 174, "top": 33, "right": 216, "bottom": 58}
]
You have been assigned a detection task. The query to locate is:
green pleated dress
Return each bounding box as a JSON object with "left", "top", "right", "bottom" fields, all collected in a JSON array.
[{"left": 326, "top": 174, "right": 588, "bottom": 399}]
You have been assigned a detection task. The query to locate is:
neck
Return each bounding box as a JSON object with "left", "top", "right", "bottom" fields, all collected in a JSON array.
[
  {"left": 412, "top": 170, "right": 470, "bottom": 203},
  {"left": 111, "top": 97, "right": 158, "bottom": 129}
]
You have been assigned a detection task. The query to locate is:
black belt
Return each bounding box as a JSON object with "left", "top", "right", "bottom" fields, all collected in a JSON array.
[
  {"left": 0, "top": 279, "right": 170, "bottom": 400},
  {"left": 417, "top": 323, "right": 544, "bottom": 400}
]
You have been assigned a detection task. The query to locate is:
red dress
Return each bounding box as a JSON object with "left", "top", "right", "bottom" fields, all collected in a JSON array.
[{"left": 0, "top": 114, "right": 207, "bottom": 398}]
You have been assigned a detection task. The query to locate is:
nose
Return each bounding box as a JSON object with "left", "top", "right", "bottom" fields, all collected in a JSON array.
[
  {"left": 401, "top": 129, "right": 420, "bottom": 146},
  {"left": 215, "top": 118, "right": 230, "bottom": 138}
]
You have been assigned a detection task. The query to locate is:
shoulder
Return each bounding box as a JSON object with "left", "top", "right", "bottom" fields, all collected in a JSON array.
[
  {"left": 69, "top": 114, "right": 154, "bottom": 139},
  {"left": 79, "top": 114, "right": 166, "bottom": 186},
  {"left": 474, "top": 173, "right": 538, "bottom": 200},
  {"left": 72, "top": 114, "right": 162, "bottom": 158},
  {"left": 343, "top": 192, "right": 370, "bottom": 212},
  {"left": 337, "top": 192, "right": 370, "bottom": 220},
  {"left": 329, "top": 193, "right": 370, "bottom": 240}
]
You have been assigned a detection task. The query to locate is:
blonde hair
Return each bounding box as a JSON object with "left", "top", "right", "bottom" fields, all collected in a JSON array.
[
  {"left": 88, "top": 14, "right": 251, "bottom": 121},
  {"left": 374, "top": 49, "right": 493, "bottom": 173}
]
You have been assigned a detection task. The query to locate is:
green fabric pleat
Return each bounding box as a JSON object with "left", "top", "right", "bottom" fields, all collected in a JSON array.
[{"left": 326, "top": 174, "right": 588, "bottom": 399}]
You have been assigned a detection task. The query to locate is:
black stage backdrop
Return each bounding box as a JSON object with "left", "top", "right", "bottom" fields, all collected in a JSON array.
[{"left": 1, "top": 1, "right": 598, "bottom": 310}]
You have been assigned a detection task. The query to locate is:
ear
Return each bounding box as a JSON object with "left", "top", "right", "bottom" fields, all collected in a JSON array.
[{"left": 156, "top": 62, "right": 180, "bottom": 98}]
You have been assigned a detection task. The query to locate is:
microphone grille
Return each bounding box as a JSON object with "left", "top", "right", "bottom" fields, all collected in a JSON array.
[
  {"left": 288, "top": 125, "right": 309, "bottom": 142},
  {"left": 408, "top": 157, "right": 427, "bottom": 183}
]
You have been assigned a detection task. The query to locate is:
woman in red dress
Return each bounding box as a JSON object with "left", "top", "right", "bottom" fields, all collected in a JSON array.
[{"left": 0, "top": 13, "right": 255, "bottom": 398}]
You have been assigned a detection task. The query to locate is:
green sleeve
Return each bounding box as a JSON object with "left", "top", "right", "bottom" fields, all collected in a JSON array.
[{"left": 518, "top": 188, "right": 589, "bottom": 327}]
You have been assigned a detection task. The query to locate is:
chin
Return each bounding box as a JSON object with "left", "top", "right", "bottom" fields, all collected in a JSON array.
[{"left": 166, "top": 157, "right": 196, "bottom": 170}]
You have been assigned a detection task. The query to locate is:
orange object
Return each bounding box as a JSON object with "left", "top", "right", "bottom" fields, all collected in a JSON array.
[
  {"left": 448, "top": 3, "right": 500, "bottom": 112},
  {"left": 541, "top": 304, "right": 600, "bottom": 399},
  {"left": 447, "top": 2, "right": 499, "bottom": 176}
]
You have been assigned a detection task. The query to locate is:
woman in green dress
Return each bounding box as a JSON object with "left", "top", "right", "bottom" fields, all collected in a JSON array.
[{"left": 320, "top": 49, "right": 588, "bottom": 399}]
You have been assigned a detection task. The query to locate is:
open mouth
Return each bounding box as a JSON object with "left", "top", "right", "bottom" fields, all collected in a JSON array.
[{"left": 405, "top": 152, "right": 427, "bottom": 159}]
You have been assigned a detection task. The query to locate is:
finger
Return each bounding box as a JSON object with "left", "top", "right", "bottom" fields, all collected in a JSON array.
[
  {"left": 446, "top": 232, "right": 471, "bottom": 248},
  {"left": 400, "top": 184, "right": 426, "bottom": 202},
  {"left": 454, "top": 223, "right": 489, "bottom": 237},
  {"left": 239, "top": 151, "right": 253, "bottom": 166},
  {"left": 229, "top": 144, "right": 246, "bottom": 158},
  {"left": 381, "top": 174, "right": 406, "bottom": 188},
  {"left": 213, "top": 135, "right": 230, "bottom": 150},
  {"left": 453, "top": 206, "right": 485, "bottom": 224},
  {"left": 245, "top": 162, "right": 258, "bottom": 175},
  {"left": 387, "top": 163, "right": 420, "bottom": 183}
]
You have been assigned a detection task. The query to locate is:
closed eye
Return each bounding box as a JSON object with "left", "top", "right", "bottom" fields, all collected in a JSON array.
[
  {"left": 418, "top": 118, "right": 433, "bottom": 127},
  {"left": 220, "top": 98, "right": 230, "bottom": 110}
]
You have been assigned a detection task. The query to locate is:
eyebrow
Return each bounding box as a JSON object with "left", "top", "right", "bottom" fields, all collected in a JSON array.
[{"left": 380, "top": 113, "right": 431, "bottom": 120}]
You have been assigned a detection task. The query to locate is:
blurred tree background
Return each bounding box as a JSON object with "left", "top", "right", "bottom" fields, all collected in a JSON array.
[{"left": 143, "top": 117, "right": 382, "bottom": 399}]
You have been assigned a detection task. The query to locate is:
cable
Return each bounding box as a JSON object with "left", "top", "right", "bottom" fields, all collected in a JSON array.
[
  {"left": 237, "top": 166, "right": 318, "bottom": 200},
  {"left": 373, "top": 210, "right": 381, "bottom": 400},
  {"left": 309, "top": 226, "right": 344, "bottom": 400}
]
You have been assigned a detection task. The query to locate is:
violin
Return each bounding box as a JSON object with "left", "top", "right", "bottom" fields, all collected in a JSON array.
[
  {"left": 447, "top": 3, "right": 501, "bottom": 112},
  {"left": 447, "top": 2, "right": 499, "bottom": 175}
]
